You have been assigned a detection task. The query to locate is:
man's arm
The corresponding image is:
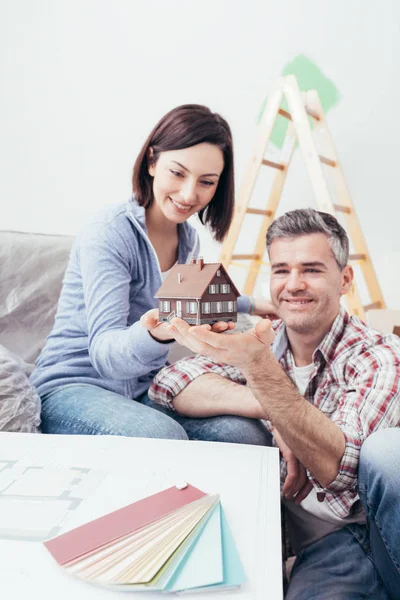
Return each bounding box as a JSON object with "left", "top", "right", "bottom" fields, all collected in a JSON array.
[
  {"left": 245, "top": 350, "right": 345, "bottom": 487},
  {"left": 173, "top": 372, "right": 314, "bottom": 503},
  {"left": 172, "top": 374, "right": 265, "bottom": 419},
  {"left": 167, "top": 317, "right": 345, "bottom": 488},
  {"left": 150, "top": 351, "right": 312, "bottom": 502},
  {"left": 273, "top": 427, "right": 313, "bottom": 503}
]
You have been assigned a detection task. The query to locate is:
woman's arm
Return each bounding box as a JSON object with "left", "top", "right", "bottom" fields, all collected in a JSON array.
[{"left": 78, "top": 223, "right": 169, "bottom": 380}]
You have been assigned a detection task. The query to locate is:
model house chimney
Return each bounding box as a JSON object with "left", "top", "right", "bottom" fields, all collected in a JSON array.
[
  {"left": 177, "top": 272, "right": 182, "bottom": 284},
  {"left": 189, "top": 258, "right": 196, "bottom": 265},
  {"left": 197, "top": 257, "right": 204, "bottom": 271}
]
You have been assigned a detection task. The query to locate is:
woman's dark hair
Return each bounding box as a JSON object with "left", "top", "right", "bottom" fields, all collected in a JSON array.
[{"left": 132, "top": 104, "right": 234, "bottom": 242}]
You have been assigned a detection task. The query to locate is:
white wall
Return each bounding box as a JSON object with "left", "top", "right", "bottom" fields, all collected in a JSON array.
[{"left": 1, "top": 0, "right": 399, "bottom": 307}]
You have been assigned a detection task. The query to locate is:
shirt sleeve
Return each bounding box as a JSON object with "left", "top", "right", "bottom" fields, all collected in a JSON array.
[
  {"left": 237, "top": 294, "right": 251, "bottom": 313},
  {"left": 148, "top": 355, "right": 246, "bottom": 410},
  {"left": 78, "top": 222, "right": 170, "bottom": 380},
  {"left": 311, "top": 344, "right": 400, "bottom": 494}
]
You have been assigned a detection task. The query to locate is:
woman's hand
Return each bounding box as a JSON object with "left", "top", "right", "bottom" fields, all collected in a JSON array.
[{"left": 140, "top": 309, "right": 175, "bottom": 342}]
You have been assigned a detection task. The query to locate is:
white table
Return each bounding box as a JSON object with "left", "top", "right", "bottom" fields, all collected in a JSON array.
[{"left": 0, "top": 433, "right": 282, "bottom": 600}]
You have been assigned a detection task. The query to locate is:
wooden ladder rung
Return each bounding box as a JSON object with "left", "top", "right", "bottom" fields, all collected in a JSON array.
[
  {"left": 349, "top": 253, "right": 366, "bottom": 261},
  {"left": 363, "top": 301, "right": 383, "bottom": 311},
  {"left": 319, "top": 155, "right": 337, "bottom": 167},
  {"left": 278, "top": 108, "right": 292, "bottom": 120},
  {"left": 246, "top": 208, "right": 273, "bottom": 216},
  {"left": 334, "top": 204, "right": 352, "bottom": 214},
  {"left": 278, "top": 106, "right": 320, "bottom": 121},
  {"left": 262, "top": 159, "right": 285, "bottom": 171},
  {"left": 232, "top": 254, "right": 261, "bottom": 260}
]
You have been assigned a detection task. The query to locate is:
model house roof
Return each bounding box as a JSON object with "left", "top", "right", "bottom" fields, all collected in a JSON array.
[{"left": 155, "top": 259, "right": 241, "bottom": 299}]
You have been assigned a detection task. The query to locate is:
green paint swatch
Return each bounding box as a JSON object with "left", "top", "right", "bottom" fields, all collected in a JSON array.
[{"left": 258, "top": 54, "right": 341, "bottom": 148}]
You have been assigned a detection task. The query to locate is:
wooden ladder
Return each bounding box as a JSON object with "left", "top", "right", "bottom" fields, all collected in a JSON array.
[{"left": 219, "top": 75, "right": 385, "bottom": 321}]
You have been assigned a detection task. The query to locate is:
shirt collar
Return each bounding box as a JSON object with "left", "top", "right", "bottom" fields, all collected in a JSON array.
[
  {"left": 126, "top": 195, "right": 146, "bottom": 230},
  {"left": 271, "top": 305, "right": 349, "bottom": 365},
  {"left": 316, "top": 305, "right": 349, "bottom": 363}
]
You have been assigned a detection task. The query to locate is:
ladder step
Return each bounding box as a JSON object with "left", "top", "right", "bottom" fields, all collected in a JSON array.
[
  {"left": 246, "top": 208, "right": 273, "bottom": 216},
  {"left": 262, "top": 159, "right": 285, "bottom": 170},
  {"left": 319, "top": 155, "right": 337, "bottom": 167},
  {"left": 232, "top": 254, "right": 261, "bottom": 260},
  {"left": 278, "top": 105, "right": 320, "bottom": 121},
  {"left": 363, "top": 301, "right": 383, "bottom": 311},
  {"left": 349, "top": 253, "right": 366, "bottom": 261},
  {"left": 334, "top": 204, "right": 351, "bottom": 214},
  {"left": 278, "top": 108, "right": 292, "bottom": 120}
]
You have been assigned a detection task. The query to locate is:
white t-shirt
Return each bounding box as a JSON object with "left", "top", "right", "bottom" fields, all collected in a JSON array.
[
  {"left": 283, "top": 355, "right": 365, "bottom": 553},
  {"left": 161, "top": 268, "right": 172, "bottom": 281}
]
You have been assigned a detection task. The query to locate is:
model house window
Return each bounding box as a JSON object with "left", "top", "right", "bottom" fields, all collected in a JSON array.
[
  {"left": 208, "top": 284, "right": 219, "bottom": 294},
  {"left": 211, "top": 302, "right": 222, "bottom": 313},
  {"left": 221, "top": 301, "right": 236, "bottom": 312},
  {"left": 202, "top": 302, "right": 211, "bottom": 314},
  {"left": 186, "top": 301, "right": 197, "bottom": 314},
  {"left": 161, "top": 301, "right": 171, "bottom": 313},
  {"left": 220, "top": 284, "right": 230, "bottom": 294},
  {"left": 217, "top": 270, "right": 221, "bottom": 277}
]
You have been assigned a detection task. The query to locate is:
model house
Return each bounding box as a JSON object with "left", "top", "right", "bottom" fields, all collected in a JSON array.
[{"left": 155, "top": 258, "right": 240, "bottom": 325}]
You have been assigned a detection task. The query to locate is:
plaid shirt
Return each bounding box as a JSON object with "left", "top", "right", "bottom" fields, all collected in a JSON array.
[{"left": 149, "top": 307, "right": 400, "bottom": 518}]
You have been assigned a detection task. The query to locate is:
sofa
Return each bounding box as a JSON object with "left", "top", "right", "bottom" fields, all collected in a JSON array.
[
  {"left": 0, "top": 230, "right": 74, "bottom": 369},
  {"left": 0, "top": 230, "right": 74, "bottom": 431}
]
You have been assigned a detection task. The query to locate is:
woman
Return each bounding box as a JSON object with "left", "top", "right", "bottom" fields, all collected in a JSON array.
[{"left": 31, "top": 104, "right": 272, "bottom": 440}]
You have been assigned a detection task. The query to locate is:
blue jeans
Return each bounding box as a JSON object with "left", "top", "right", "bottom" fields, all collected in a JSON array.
[
  {"left": 286, "top": 524, "right": 390, "bottom": 599},
  {"left": 286, "top": 428, "right": 400, "bottom": 600},
  {"left": 358, "top": 428, "right": 400, "bottom": 600},
  {"left": 40, "top": 383, "right": 272, "bottom": 445}
]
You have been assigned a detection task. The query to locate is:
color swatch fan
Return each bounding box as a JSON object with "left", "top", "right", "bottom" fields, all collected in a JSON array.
[{"left": 43, "top": 483, "right": 246, "bottom": 593}]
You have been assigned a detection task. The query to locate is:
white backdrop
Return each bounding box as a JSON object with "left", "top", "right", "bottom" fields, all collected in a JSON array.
[{"left": 1, "top": 0, "right": 399, "bottom": 306}]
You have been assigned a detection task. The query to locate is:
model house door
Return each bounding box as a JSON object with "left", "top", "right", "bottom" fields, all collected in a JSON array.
[{"left": 176, "top": 301, "right": 182, "bottom": 317}]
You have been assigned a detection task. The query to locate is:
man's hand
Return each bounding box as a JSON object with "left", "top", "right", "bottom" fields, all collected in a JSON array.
[
  {"left": 273, "top": 428, "right": 312, "bottom": 505},
  {"left": 141, "top": 309, "right": 236, "bottom": 343},
  {"left": 167, "top": 317, "right": 275, "bottom": 368}
]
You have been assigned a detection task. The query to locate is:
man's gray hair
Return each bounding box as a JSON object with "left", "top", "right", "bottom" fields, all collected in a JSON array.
[{"left": 266, "top": 208, "right": 349, "bottom": 270}]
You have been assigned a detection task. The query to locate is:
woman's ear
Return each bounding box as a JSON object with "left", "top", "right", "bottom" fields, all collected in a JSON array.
[{"left": 147, "top": 147, "right": 155, "bottom": 176}]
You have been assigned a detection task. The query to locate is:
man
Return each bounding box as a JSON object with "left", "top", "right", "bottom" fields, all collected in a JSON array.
[{"left": 148, "top": 208, "right": 400, "bottom": 599}]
